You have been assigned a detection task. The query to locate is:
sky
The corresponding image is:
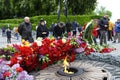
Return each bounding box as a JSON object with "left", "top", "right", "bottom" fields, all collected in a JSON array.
[{"left": 97, "top": 0, "right": 120, "bottom": 22}]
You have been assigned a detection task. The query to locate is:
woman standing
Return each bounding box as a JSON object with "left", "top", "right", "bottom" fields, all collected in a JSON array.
[{"left": 36, "top": 19, "right": 49, "bottom": 39}]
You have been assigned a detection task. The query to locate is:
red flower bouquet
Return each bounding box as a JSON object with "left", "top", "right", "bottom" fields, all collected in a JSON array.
[{"left": 9, "top": 37, "right": 76, "bottom": 71}]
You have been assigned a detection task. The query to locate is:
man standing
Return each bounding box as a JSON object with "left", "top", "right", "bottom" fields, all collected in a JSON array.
[
  {"left": 18, "top": 16, "right": 34, "bottom": 42},
  {"left": 98, "top": 15, "right": 109, "bottom": 45}
]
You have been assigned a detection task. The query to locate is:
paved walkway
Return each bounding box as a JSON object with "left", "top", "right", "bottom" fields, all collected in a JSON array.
[
  {"left": 34, "top": 60, "right": 120, "bottom": 80},
  {"left": 0, "top": 29, "right": 36, "bottom": 48},
  {"left": 0, "top": 34, "right": 21, "bottom": 48}
]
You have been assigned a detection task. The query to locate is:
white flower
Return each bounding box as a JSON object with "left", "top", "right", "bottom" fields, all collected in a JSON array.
[
  {"left": 62, "top": 37, "right": 67, "bottom": 43},
  {"left": 35, "top": 37, "right": 43, "bottom": 46},
  {"left": 36, "top": 37, "right": 43, "bottom": 41},
  {"left": 36, "top": 41, "right": 42, "bottom": 46}
]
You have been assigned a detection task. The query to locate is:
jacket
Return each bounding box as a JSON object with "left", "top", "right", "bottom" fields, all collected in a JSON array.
[
  {"left": 18, "top": 22, "right": 33, "bottom": 42},
  {"left": 115, "top": 22, "right": 120, "bottom": 33},
  {"left": 53, "top": 25, "right": 65, "bottom": 37},
  {"left": 6, "top": 29, "right": 11, "bottom": 38},
  {"left": 108, "top": 21, "right": 114, "bottom": 30},
  {"left": 72, "top": 21, "right": 78, "bottom": 31},
  {"left": 92, "top": 27, "right": 98, "bottom": 37},
  {"left": 98, "top": 17, "right": 108, "bottom": 31},
  {"left": 36, "top": 24, "right": 49, "bottom": 38}
]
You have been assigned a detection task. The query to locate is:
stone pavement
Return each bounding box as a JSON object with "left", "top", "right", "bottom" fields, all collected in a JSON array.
[
  {"left": 0, "top": 33, "right": 21, "bottom": 48},
  {"left": 34, "top": 60, "right": 120, "bottom": 80},
  {"left": 0, "top": 29, "right": 36, "bottom": 48},
  {"left": 76, "top": 41, "right": 120, "bottom": 67}
]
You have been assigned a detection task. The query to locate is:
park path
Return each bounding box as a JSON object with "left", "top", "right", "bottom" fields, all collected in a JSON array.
[
  {"left": 0, "top": 29, "right": 36, "bottom": 48},
  {"left": 0, "top": 33, "right": 21, "bottom": 48}
]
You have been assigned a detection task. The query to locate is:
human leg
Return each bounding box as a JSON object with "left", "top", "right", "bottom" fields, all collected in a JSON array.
[
  {"left": 100, "top": 31, "right": 104, "bottom": 45},
  {"left": 93, "top": 36, "right": 97, "bottom": 44},
  {"left": 103, "top": 31, "right": 107, "bottom": 44},
  {"left": 109, "top": 30, "right": 113, "bottom": 41},
  {"left": 113, "top": 33, "right": 118, "bottom": 43},
  {"left": 108, "top": 30, "right": 111, "bottom": 41},
  {"left": 118, "top": 33, "right": 120, "bottom": 43}
]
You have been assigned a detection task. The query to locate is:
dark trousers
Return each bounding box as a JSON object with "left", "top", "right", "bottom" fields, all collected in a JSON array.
[
  {"left": 100, "top": 30, "right": 107, "bottom": 45},
  {"left": 7, "top": 38, "right": 11, "bottom": 43},
  {"left": 97, "top": 30, "right": 101, "bottom": 39},
  {"left": 72, "top": 31, "right": 77, "bottom": 36},
  {"left": 108, "top": 30, "right": 113, "bottom": 41},
  {"left": 114, "top": 33, "right": 120, "bottom": 43},
  {"left": 93, "top": 36, "right": 97, "bottom": 44}
]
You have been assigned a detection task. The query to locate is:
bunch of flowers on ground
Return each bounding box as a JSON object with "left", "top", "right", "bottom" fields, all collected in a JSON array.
[
  {"left": 0, "top": 46, "right": 16, "bottom": 60},
  {"left": 9, "top": 37, "right": 76, "bottom": 71},
  {"left": 0, "top": 36, "right": 116, "bottom": 75},
  {"left": 74, "top": 36, "right": 116, "bottom": 55},
  {"left": 0, "top": 59, "right": 33, "bottom": 80}
]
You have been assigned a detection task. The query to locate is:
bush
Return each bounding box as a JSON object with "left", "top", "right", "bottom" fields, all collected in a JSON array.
[{"left": 0, "top": 15, "right": 102, "bottom": 30}]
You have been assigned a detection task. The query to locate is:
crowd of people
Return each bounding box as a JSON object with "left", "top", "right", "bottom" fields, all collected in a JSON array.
[
  {"left": 1, "top": 15, "right": 120, "bottom": 45},
  {"left": 92, "top": 15, "right": 120, "bottom": 45},
  {"left": 18, "top": 16, "right": 81, "bottom": 42}
]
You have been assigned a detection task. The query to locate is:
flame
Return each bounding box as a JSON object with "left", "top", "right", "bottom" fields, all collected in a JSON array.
[{"left": 63, "top": 56, "right": 74, "bottom": 74}]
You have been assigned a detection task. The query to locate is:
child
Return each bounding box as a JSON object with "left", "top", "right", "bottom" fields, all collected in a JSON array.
[
  {"left": 6, "top": 28, "right": 11, "bottom": 43},
  {"left": 92, "top": 27, "right": 98, "bottom": 45}
]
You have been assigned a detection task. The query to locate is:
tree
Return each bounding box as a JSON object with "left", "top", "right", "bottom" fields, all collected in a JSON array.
[
  {"left": 0, "top": 0, "right": 97, "bottom": 19},
  {"left": 67, "top": 0, "right": 97, "bottom": 15},
  {"left": 0, "top": 0, "right": 13, "bottom": 19},
  {"left": 94, "top": 6, "right": 112, "bottom": 17}
]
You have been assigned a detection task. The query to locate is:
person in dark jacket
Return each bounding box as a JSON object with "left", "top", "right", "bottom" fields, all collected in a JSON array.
[
  {"left": 65, "top": 20, "right": 72, "bottom": 33},
  {"left": 2, "top": 27, "right": 6, "bottom": 37},
  {"left": 72, "top": 20, "right": 78, "bottom": 36},
  {"left": 98, "top": 15, "right": 109, "bottom": 45},
  {"left": 49, "top": 22, "right": 55, "bottom": 36},
  {"left": 53, "top": 22, "right": 65, "bottom": 39},
  {"left": 36, "top": 19, "right": 49, "bottom": 39},
  {"left": 18, "top": 16, "right": 34, "bottom": 43},
  {"left": 113, "top": 19, "right": 120, "bottom": 43},
  {"left": 6, "top": 28, "right": 11, "bottom": 43},
  {"left": 65, "top": 20, "right": 72, "bottom": 37}
]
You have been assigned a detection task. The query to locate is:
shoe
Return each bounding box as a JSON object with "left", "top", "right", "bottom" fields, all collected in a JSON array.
[{"left": 112, "top": 41, "right": 116, "bottom": 43}]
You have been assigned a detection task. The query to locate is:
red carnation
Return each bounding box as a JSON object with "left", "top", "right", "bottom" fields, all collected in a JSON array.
[
  {"left": 90, "top": 48, "right": 95, "bottom": 52},
  {"left": 4, "top": 71, "right": 11, "bottom": 77},
  {"left": 16, "top": 67, "right": 23, "bottom": 72},
  {"left": 41, "top": 63, "right": 47, "bottom": 70},
  {"left": 80, "top": 42, "right": 87, "bottom": 48}
]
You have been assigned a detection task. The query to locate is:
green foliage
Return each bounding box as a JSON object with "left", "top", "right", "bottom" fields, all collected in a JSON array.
[
  {"left": 68, "top": 0, "right": 97, "bottom": 15},
  {"left": 94, "top": 6, "right": 112, "bottom": 18},
  {"left": 39, "top": 54, "right": 50, "bottom": 64},
  {"left": 0, "top": 15, "right": 102, "bottom": 30},
  {"left": 0, "top": 46, "right": 16, "bottom": 60},
  {"left": 0, "top": 0, "right": 97, "bottom": 19},
  {"left": 2, "top": 46, "right": 16, "bottom": 54}
]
